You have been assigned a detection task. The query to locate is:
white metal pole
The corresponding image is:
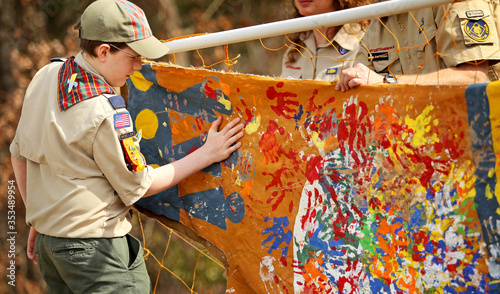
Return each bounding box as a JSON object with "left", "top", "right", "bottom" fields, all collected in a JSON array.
[{"left": 163, "top": 0, "right": 453, "bottom": 54}]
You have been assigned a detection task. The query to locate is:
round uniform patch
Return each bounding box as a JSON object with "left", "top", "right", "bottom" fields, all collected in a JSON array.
[{"left": 464, "top": 19, "right": 491, "bottom": 42}]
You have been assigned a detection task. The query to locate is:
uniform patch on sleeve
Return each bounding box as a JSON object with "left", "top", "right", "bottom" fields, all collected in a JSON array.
[
  {"left": 121, "top": 137, "right": 146, "bottom": 172},
  {"left": 114, "top": 112, "right": 131, "bottom": 129},
  {"left": 464, "top": 19, "right": 491, "bottom": 42}
]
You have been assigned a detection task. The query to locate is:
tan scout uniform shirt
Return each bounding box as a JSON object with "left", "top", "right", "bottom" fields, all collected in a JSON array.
[
  {"left": 10, "top": 53, "right": 154, "bottom": 238},
  {"left": 356, "top": 0, "right": 500, "bottom": 80},
  {"left": 281, "top": 24, "right": 365, "bottom": 82}
]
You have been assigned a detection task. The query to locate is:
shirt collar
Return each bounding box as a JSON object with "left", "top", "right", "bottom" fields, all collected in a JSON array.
[{"left": 301, "top": 24, "right": 364, "bottom": 52}]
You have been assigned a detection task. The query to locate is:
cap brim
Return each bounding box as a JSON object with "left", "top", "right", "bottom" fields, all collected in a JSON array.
[{"left": 127, "top": 36, "right": 169, "bottom": 59}]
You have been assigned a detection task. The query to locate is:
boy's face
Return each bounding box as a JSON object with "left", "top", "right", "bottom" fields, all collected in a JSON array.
[{"left": 98, "top": 45, "right": 142, "bottom": 88}]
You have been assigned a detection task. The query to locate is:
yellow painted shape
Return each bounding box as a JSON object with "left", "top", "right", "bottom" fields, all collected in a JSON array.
[
  {"left": 311, "top": 131, "right": 325, "bottom": 149},
  {"left": 405, "top": 105, "right": 437, "bottom": 148},
  {"left": 218, "top": 94, "right": 232, "bottom": 111},
  {"left": 486, "top": 184, "right": 494, "bottom": 200},
  {"left": 135, "top": 109, "right": 158, "bottom": 139},
  {"left": 244, "top": 114, "right": 261, "bottom": 135},
  {"left": 130, "top": 71, "right": 153, "bottom": 92},
  {"left": 371, "top": 171, "right": 379, "bottom": 185}
]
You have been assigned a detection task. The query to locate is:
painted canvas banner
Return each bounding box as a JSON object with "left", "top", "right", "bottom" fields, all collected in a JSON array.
[{"left": 127, "top": 63, "right": 500, "bottom": 293}]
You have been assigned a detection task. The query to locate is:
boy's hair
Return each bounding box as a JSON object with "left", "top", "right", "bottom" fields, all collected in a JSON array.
[{"left": 74, "top": 21, "right": 127, "bottom": 57}]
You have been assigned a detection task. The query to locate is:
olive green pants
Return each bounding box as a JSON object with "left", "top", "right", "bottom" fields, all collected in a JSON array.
[{"left": 35, "top": 233, "right": 150, "bottom": 294}]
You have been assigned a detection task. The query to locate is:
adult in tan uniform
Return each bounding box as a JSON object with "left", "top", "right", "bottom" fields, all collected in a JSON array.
[
  {"left": 280, "top": 0, "right": 372, "bottom": 82},
  {"left": 9, "top": 0, "right": 244, "bottom": 293},
  {"left": 336, "top": 0, "right": 500, "bottom": 91}
]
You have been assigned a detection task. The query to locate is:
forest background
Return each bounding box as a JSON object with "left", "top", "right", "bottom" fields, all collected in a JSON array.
[{"left": 0, "top": 0, "right": 291, "bottom": 293}]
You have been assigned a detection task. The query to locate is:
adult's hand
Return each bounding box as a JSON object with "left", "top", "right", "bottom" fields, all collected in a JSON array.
[{"left": 335, "top": 63, "right": 384, "bottom": 92}]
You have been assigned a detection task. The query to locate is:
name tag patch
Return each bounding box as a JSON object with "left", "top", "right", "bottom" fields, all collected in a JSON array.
[
  {"left": 370, "top": 52, "right": 389, "bottom": 61},
  {"left": 114, "top": 112, "right": 131, "bottom": 129},
  {"left": 120, "top": 132, "right": 136, "bottom": 140},
  {"left": 466, "top": 10, "right": 484, "bottom": 18}
]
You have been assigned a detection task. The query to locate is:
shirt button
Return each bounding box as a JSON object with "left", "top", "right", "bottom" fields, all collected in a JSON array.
[
  {"left": 407, "top": 52, "right": 412, "bottom": 59},
  {"left": 401, "top": 24, "right": 406, "bottom": 30},
  {"left": 69, "top": 250, "right": 74, "bottom": 255}
]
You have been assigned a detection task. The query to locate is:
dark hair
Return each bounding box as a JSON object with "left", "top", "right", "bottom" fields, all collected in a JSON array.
[
  {"left": 74, "top": 21, "right": 127, "bottom": 57},
  {"left": 285, "top": 0, "right": 373, "bottom": 64}
]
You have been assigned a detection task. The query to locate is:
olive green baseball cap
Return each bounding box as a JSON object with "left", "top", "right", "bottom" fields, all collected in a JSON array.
[{"left": 80, "top": 0, "right": 169, "bottom": 59}]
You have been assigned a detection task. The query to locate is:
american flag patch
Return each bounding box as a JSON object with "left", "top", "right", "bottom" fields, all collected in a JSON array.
[{"left": 114, "top": 112, "right": 131, "bottom": 129}]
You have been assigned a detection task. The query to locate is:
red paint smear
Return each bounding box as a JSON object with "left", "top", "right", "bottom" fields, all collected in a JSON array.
[
  {"left": 235, "top": 105, "right": 255, "bottom": 129},
  {"left": 202, "top": 80, "right": 217, "bottom": 99},
  {"left": 259, "top": 121, "right": 284, "bottom": 165},
  {"left": 305, "top": 155, "right": 324, "bottom": 183},
  {"left": 337, "top": 259, "right": 361, "bottom": 294},
  {"left": 337, "top": 102, "right": 371, "bottom": 162},
  {"left": 412, "top": 245, "right": 426, "bottom": 262},
  {"left": 301, "top": 188, "right": 322, "bottom": 232},
  {"left": 266, "top": 83, "right": 300, "bottom": 119},
  {"left": 305, "top": 89, "right": 319, "bottom": 112},
  {"left": 263, "top": 165, "right": 297, "bottom": 211},
  {"left": 447, "top": 263, "right": 457, "bottom": 272}
]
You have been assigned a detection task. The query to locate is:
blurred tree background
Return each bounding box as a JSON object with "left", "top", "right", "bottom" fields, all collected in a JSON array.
[{"left": 0, "top": 0, "right": 292, "bottom": 293}]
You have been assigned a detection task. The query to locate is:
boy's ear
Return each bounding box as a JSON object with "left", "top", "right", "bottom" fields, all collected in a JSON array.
[{"left": 96, "top": 44, "right": 111, "bottom": 62}]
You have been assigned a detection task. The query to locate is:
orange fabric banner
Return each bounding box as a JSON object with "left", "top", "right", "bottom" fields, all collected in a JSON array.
[{"left": 128, "top": 63, "right": 500, "bottom": 293}]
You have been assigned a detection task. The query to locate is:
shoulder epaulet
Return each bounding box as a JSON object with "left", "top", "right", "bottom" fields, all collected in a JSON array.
[
  {"left": 50, "top": 57, "right": 68, "bottom": 63},
  {"left": 108, "top": 95, "right": 126, "bottom": 109}
]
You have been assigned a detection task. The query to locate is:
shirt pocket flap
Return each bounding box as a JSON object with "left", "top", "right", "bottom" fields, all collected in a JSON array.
[{"left": 416, "top": 24, "right": 437, "bottom": 52}]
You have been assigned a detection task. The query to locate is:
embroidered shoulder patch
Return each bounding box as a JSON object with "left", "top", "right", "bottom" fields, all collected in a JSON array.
[
  {"left": 114, "top": 112, "right": 131, "bottom": 129},
  {"left": 464, "top": 19, "right": 491, "bottom": 42}
]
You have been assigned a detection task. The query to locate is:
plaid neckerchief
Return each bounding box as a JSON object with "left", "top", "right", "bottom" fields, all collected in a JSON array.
[{"left": 57, "top": 56, "right": 113, "bottom": 111}]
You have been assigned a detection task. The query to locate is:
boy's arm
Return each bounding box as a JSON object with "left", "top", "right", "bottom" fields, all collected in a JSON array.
[
  {"left": 144, "top": 116, "right": 244, "bottom": 197},
  {"left": 11, "top": 155, "right": 27, "bottom": 205},
  {"left": 11, "top": 155, "right": 38, "bottom": 265}
]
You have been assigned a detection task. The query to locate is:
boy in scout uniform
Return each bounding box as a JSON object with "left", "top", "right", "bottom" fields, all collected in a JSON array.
[
  {"left": 9, "top": 0, "right": 244, "bottom": 293},
  {"left": 336, "top": 0, "right": 500, "bottom": 91}
]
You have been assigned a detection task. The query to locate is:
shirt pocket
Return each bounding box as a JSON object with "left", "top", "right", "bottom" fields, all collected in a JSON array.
[
  {"left": 457, "top": 8, "right": 495, "bottom": 45},
  {"left": 367, "top": 47, "right": 400, "bottom": 74},
  {"left": 315, "top": 67, "right": 339, "bottom": 82},
  {"left": 416, "top": 23, "right": 437, "bottom": 62}
]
